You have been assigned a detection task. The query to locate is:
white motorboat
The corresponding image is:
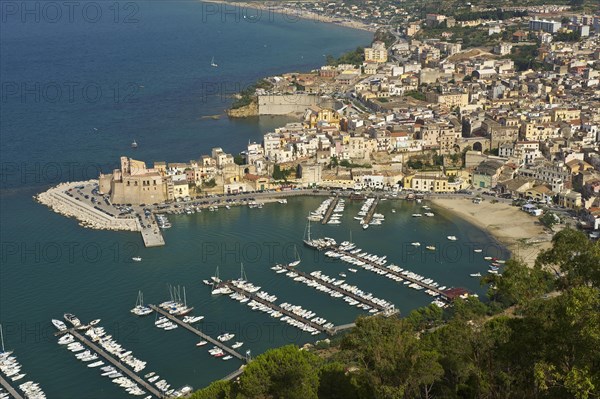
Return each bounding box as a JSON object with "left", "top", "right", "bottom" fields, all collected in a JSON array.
[
  {"left": 231, "top": 341, "right": 243, "bottom": 349},
  {"left": 196, "top": 341, "right": 207, "bottom": 347},
  {"left": 410, "top": 242, "right": 420, "bottom": 247},
  {"left": 52, "top": 319, "right": 67, "bottom": 331},
  {"left": 447, "top": 236, "right": 457, "bottom": 241},
  {"left": 132, "top": 257, "right": 142, "bottom": 262}
]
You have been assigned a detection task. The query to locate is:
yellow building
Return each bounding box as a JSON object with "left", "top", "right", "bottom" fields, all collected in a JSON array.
[{"left": 364, "top": 41, "right": 388, "bottom": 63}]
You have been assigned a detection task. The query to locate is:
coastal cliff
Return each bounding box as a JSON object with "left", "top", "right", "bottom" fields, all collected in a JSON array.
[{"left": 227, "top": 100, "right": 259, "bottom": 118}]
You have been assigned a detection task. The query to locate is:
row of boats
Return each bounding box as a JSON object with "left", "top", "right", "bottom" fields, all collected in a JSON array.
[
  {"left": 355, "top": 198, "right": 385, "bottom": 229},
  {"left": 54, "top": 316, "right": 156, "bottom": 397},
  {"left": 308, "top": 197, "right": 334, "bottom": 222},
  {"left": 226, "top": 283, "right": 329, "bottom": 335},
  {"left": 276, "top": 266, "right": 394, "bottom": 313},
  {"left": 0, "top": 324, "right": 46, "bottom": 398},
  {"left": 325, "top": 198, "right": 346, "bottom": 225},
  {"left": 320, "top": 240, "right": 455, "bottom": 305}
]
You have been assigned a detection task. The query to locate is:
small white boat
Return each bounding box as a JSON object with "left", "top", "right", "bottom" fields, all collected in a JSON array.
[
  {"left": 222, "top": 355, "right": 233, "bottom": 360},
  {"left": 474, "top": 249, "right": 483, "bottom": 253},
  {"left": 447, "top": 236, "right": 457, "bottom": 241},
  {"left": 211, "top": 56, "right": 218, "bottom": 67},
  {"left": 410, "top": 242, "right": 420, "bottom": 247},
  {"left": 131, "top": 139, "right": 138, "bottom": 148},
  {"left": 132, "top": 257, "right": 142, "bottom": 262},
  {"left": 348, "top": 268, "right": 357, "bottom": 273},
  {"left": 52, "top": 319, "right": 67, "bottom": 331},
  {"left": 88, "top": 361, "right": 104, "bottom": 368},
  {"left": 391, "top": 209, "right": 396, "bottom": 213},
  {"left": 231, "top": 342, "right": 243, "bottom": 349},
  {"left": 89, "top": 319, "right": 101, "bottom": 326},
  {"left": 470, "top": 273, "right": 482, "bottom": 277},
  {"left": 362, "top": 224, "right": 369, "bottom": 230},
  {"left": 196, "top": 341, "right": 207, "bottom": 347},
  {"left": 412, "top": 213, "right": 422, "bottom": 217},
  {"left": 426, "top": 246, "right": 436, "bottom": 251}
]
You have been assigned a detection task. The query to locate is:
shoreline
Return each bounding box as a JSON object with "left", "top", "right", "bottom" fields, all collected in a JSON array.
[
  {"left": 200, "top": 0, "right": 377, "bottom": 32},
  {"left": 430, "top": 197, "right": 554, "bottom": 267}
]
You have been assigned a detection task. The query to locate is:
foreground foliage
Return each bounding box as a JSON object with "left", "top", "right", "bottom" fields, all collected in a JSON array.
[{"left": 190, "top": 230, "right": 599, "bottom": 399}]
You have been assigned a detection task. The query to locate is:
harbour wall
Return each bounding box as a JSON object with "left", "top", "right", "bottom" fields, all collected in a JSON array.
[{"left": 36, "top": 181, "right": 140, "bottom": 232}]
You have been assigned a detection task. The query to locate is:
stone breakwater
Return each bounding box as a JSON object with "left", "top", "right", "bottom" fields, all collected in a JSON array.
[{"left": 35, "top": 181, "right": 140, "bottom": 232}]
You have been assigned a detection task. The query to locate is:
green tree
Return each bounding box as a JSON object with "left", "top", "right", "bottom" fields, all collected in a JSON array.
[
  {"left": 486, "top": 258, "right": 553, "bottom": 308},
  {"left": 318, "top": 362, "right": 360, "bottom": 399},
  {"left": 189, "top": 380, "right": 231, "bottom": 399},
  {"left": 236, "top": 345, "right": 321, "bottom": 399},
  {"left": 536, "top": 229, "right": 600, "bottom": 288}
]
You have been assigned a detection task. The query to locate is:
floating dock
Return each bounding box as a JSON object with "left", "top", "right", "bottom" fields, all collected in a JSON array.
[
  {"left": 149, "top": 305, "right": 246, "bottom": 361},
  {"left": 275, "top": 264, "right": 396, "bottom": 315},
  {"left": 221, "top": 281, "right": 334, "bottom": 335},
  {"left": 68, "top": 329, "right": 165, "bottom": 399},
  {"left": 321, "top": 197, "right": 340, "bottom": 225},
  {"left": 0, "top": 375, "right": 24, "bottom": 399},
  {"left": 362, "top": 198, "right": 380, "bottom": 225}
]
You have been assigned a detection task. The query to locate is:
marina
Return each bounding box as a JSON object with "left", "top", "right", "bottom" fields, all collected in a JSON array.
[
  {"left": 271, "top": 264, "right": 397, "bottom": 315},
  {"left": 149, "top": 306, "right": 246, "bottom": 362},
  {"left": 217, "top": 281, "right": 335, "bottom": 335},
  {"left": 63, "top": 329, "right": 165, "bottom": 398}
]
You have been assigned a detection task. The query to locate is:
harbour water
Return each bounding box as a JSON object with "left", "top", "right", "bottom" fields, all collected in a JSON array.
[{"left": 0, "top": 2, "right": 507, "bottom": 397}]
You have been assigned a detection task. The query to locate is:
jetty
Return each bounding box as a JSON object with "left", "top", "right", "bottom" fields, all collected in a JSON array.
[
  {"left": 68, "top": 329, "right": 165, "bottom": 399},
  {"left": 221, "top": 281, "right": 333, "bottom": 335},
  {"left": 149, "top": 305, "right": 246, "bottom": 361},
  {"left": 276, "top": 264, "right": 396, "bottom": 314},
  {"left": 321, "top": 197, "right": 340, "bottom": 225},
  {"left": 362, "top": 197, "right": 380, "bottom": 225},
  {"left": 141, "top": 222, "right": 165, "bottom": 247},
  {"left": 0, "top": 374, "right": 24, "bottom": 399}
]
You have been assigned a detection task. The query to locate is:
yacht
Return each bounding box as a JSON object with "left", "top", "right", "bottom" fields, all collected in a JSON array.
[
  {"left": 63, "top": 313, "right": 81, "bottom": 328},
  {"left": 288, "top": 246, "right": 301, "bottom": 267},
  {"left": 131, "top": 139, "right": 138, "bottom": 148},
  {"left": 210, "top": 56, "right": 218, "bottom": 67},
  {"left": 52, "top": 319, "right": 67, "bottom": 331},
  {"left": 217, "top": 333, "right": 234, "bottom": 342}
]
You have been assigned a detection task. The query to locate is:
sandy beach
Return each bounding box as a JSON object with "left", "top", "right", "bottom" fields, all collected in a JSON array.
[
  {"left": 431, "top": 198, "right": 554, "bottom": 267},
  {"left": 200, "top": 0, "right": 377, "bottom": 32}
]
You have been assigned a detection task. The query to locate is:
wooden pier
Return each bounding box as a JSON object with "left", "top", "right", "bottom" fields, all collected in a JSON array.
[
  {"left": 362, "top": 198, "right": 380, "bottom": 225},
  {"left": 0, "top": 374, "right": 24, "bottom": 399},
  {"left": 149, "top": 305, "right": 246, "bottom": 361},
  {"left": 321, "top": 197, "right": 340, "bottom": 225},
  {"left": 68, "top": 329, "right": 165, "bottom": 399},
  {"left": 276, "top": 264, "right": 396, "bottom": 314},
  {"left": 221, "top": 282, "right": 334, "bottom": 335}
]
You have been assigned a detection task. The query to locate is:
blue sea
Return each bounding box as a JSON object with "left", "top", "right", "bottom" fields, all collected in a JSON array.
[{"left": 0, "top": 2, "right": 506, "bottom": 398}]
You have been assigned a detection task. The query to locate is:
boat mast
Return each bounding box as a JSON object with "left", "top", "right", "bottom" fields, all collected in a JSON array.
[
  {"left": 183, "top": 287, "right": 187, "bottom": 307},
  {"left": 0, "top": 324, "right": 4, "bottom": 353}
]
